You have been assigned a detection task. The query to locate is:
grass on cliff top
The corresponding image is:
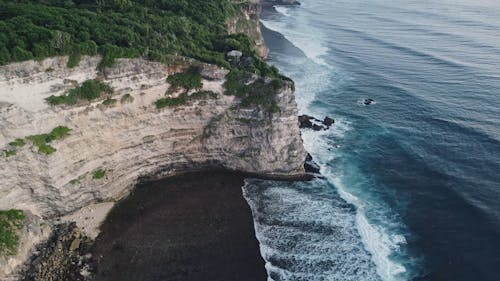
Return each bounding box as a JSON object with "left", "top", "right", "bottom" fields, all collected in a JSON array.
[
  {"left": 0, "top": 209, "right": 26, "bottom": 256},
  {"left": 46, "top": 79, "right": 112, "bottom": 106}
]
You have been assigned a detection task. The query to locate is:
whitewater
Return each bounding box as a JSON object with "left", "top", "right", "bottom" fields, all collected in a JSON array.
[
  {"left": 245, "top": 0, "right": 500, "bottom": 280},
  {"left": 243, "top": 4, "right": 415, "bottom": 281}
]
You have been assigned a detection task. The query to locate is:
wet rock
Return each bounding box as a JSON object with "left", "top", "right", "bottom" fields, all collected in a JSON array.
[
  {"left": 298, "top": 115, "right": 314, "bottom": 129},
  {"left": 304, "top": 156, "right": 321, "bottom": 174},
  {"left": 20, "top": 223, "right": 93, "bottom": 281},
  {"left": 323, "top": 116, "right": 334, "bottom": 127},
  {"left": 299, "top": 115, "right": 334, "bottom": 131},
  {"left": 312, "top": 124, "right": 324, "bottom": 131},
  {"left": 364, "top": 98, "right": 375, "bottom": 105}
]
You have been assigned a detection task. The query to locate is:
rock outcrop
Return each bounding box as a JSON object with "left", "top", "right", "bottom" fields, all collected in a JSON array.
[
  {"left": 299, "top": 114, "right": 335, "bottom": 131},
  {"left": 0, "top": 56, "right": 306, "bottom": 217},
  {"left": 229, "top": 1, "right": 269, "bottom": 59},
  {"left": 0, "top": 55, "right": 307, "bottom": 278}
]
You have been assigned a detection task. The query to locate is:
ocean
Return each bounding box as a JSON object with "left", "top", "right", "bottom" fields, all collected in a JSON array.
[{"left": 242, "top": 0, "right": 500, "bottom": 280}]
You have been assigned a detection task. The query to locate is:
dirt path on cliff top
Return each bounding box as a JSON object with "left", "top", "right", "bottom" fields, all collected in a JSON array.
[{"left": 91, "top": 171, "right": 267, "bottom": 281}]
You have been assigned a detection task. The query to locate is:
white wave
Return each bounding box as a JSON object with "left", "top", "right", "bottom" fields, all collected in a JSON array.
[
  {"left": 259, "top": 6, "right": 414, "bottom": 280},
  {"left": 274, "top": 6, "right": 291, "bottom": 17},
  {"left": 304, "top": 123, "right": 410, "bottom": 281},
  {"left": 243, "top": 180, "right": 382, "bottom": 281},
  {"left": 331, "top": 176, "right": 408, "bottom": 281},
  {"left": 260, "top": 19, "right": 329, "bottom": 66}
]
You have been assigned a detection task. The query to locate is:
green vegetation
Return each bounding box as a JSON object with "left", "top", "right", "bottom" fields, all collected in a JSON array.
[
  {"left": 155, "top": 94, "right": 189, "bottom": 109},
  {"left": 93, "top": 169, "right": 106, "bottom": 179},
  {"left": 26, "top": 126, "right": 71, "bottom": 155},
  {"left": 224, "top": 70, "right": 284, "bottom": 113},
  {"left": 191, "top": 90, "right": 218, "bottom": 99},
  {"left": 3, "top": 126, "right": 71, "bottom": 156},
  {"left": 46, "top": 79, "right": 112, "bottom": 106},
  {"left": 155, "top": 89, "right": 218, "bottom": 109},
  {"left": 0, "top": 0, "right": 294, "bottom": 114},
  {"left": 4, "top": 150, "right": 16, "bottom": 157},
  {"left": 102, "top": 98, "right": 117, "bottom": 106},
  {"left": 0, "top": 0, "right": 255, "bottom": 67},
  {"left": 9, "top": 138, "right": 25, "bottom": 147},
  {"left": 67, "top": 52, "right": 81, "bottom": 68},
  {"left": 166, "top": 67, "right": 203, "bottom": 93},
  {"left": 0, "top": 209, "right": 26, "bottom": 256}
]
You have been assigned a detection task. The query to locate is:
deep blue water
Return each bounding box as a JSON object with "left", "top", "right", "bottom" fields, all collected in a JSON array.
[{"left": 243, "top": 0, "right": 500, "bottom": 280}]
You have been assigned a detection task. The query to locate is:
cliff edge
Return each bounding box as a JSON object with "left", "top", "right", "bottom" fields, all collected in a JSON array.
[{"left": 0, "top": 1, "right": 308, "bottom": 278}]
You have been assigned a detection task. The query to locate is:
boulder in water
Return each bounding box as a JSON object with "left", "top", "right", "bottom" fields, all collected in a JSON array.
[
  {"left": 299, "top": 115, "right": 334, "bottom": 131},
  {"left": 323, "top": 116, "right": 334, "bottom": 127}
]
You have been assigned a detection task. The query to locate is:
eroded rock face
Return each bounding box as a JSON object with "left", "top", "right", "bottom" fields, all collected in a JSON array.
[
  {"left": 0, "top": 56, "right": 307, "bottom": 218},
  {"left": 228, "top": 1, "right": 270, "bottom": 59}
]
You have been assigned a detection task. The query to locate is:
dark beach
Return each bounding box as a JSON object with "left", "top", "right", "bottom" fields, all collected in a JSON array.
[{"left": 91, "top": 171, "right": 267, "bottom": 281}]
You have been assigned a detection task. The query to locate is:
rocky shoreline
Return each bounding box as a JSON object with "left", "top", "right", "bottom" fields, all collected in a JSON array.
[{"left": 19, "top": 223, "right": 93, "bottom": 281}]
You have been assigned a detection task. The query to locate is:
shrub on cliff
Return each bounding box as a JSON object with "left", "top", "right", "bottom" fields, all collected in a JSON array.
[
  {"left": 155, "top": 94, "right": 189, "bottom": 109},
  {"left": 166, "top": 67, "right": 203, "bottom": 93},
  {"left": 223, "top": 69, "right": 283, "bottom": 113},
  {"left": 9, "top": 139, "right": 25, "bottom": 147},
  {"left": 26, "top": 126, "right": 72, "bottom": 155},
  {"left": 0, "top": 209, "right": 25, "bottom": 256},
  {"left": 46, "top": 80, "right": 112, "bottom": 106},
  {"left": 93, "top": 169, "right": 106, "bottom": 180},
  {"left": 4, "top": 150, "right": 16, "bottom": 157}
]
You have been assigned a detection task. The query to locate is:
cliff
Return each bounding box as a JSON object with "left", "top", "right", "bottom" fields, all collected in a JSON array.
[
  {"left": 0, "top": 1, "right": 309, "bottom": 278},
  {"left": 229, "top": 1, "right": 270, "bottom": 58},
  {"left": 0, "top": 55, "right": 306, "bottom": 216}
]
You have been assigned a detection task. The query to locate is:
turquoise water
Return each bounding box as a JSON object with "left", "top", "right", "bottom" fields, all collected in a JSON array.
[{"left": 243, "top": 1, "right": 500, "bottom": 280}]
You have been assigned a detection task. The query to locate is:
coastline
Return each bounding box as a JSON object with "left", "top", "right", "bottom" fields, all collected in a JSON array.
[{"left": 0, "top": 1, "right": 310, "bottom": 279}]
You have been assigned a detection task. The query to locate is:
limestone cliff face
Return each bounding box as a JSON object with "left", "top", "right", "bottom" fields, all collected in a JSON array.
[
  {"left": 229, "top": 1, "right": 269, "bottom": 58},
  {"left": 0, "top": 56, "right": 306, "bottom": 217}
]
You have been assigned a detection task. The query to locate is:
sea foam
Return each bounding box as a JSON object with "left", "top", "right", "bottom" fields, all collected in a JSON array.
[
  {"left": 303, "top": 125, "right": 411, "bottom": 281},
  {"left": 260, "top": 19, "right": 329, "bottom": 66},
  {"left": 274, "top": 6, "right": 291, "bottom": 17}
]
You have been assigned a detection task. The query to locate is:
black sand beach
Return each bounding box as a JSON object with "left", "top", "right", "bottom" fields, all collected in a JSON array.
[{"left": 91, "top": 171, "right": 267, "bottom": 281}]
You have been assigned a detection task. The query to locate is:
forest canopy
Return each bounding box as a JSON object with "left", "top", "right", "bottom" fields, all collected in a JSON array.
[{"left": 0, "top": 0, "right": 257, "bottom": 67}]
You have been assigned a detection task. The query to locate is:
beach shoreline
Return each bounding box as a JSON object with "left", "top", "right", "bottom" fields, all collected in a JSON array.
[{"left": 90, "top": 170, "right": 267, "bottom": 281}]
